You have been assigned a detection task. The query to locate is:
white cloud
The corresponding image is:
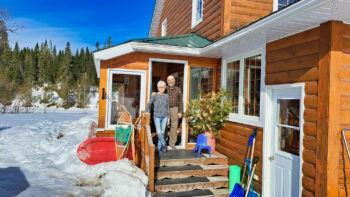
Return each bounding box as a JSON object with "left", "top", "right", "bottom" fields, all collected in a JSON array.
[{"left": 8, "top": 17, "right": 93, "bottom": 51}]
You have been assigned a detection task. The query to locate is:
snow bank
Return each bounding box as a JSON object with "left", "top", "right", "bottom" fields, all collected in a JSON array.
[
  {"left": 1, "top": 85, "right": 99, "bottom": 113},
  {"left": 0, "top": 113, "right": 149, "bottom": 197}
]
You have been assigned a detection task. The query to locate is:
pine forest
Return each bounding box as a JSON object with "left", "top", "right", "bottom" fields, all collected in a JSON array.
[{"left": 0, "top": 20, "right": 99, "bottom": 112}]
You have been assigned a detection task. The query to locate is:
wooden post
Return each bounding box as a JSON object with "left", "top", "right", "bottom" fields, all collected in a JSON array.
[
  {"left": 149, "top": 143, "right": 155, "bottom": 193},
  {"left": 140, "top": 111, "right": 146, "bottom": 171},
  {"left": 220, "top": 0, "right": 231, "bottom": 37},
  {"left": 316, "top": 21, "right": 343, "bottom": 197}
]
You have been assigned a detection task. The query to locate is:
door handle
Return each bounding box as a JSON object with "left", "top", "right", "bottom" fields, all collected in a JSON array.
[{"left": 269, "top": 155, "right": 275, "bottom": 161}]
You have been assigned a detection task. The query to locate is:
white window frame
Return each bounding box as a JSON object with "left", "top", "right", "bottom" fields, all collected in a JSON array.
[
  {"left": 161, "top": 18, "right": 167, "bottom": 36},
  {"left": 191, "top": 0, "right": 203, "bottom": 29},
  {"left": 105, "top": 68, "right": 147, "bottom": 130},
  {"left": 221, "top": 48, "right": 266, "bottom": 127}
]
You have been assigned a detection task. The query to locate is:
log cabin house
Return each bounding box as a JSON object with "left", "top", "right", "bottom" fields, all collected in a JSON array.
[{"left": 93, "top": 0, "right": 350, "bottom": 196}]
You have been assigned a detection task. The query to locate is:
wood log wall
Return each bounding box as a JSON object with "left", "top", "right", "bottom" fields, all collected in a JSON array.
[
  {"left": 156, "top": 0, "right": 222, "bottom": 40},
  {"left": 338, "top": 23, "right": 350, "bottom": 197},
  {"left": 216, "top": 122, "right": 263, "bottom": 191},
  {"left": 266, "top": 27, "right": 320, "bottom": 196},
  {"left": 155, "top": 0, "right": 273, "bottom": 40},
  {"left": 230, "top": 0, "right": 273, "bottom": 32}
]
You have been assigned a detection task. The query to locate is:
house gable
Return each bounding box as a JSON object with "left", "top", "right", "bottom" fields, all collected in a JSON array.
[{"left": 149, "top": 0, "right": 273, "bottom": 40}]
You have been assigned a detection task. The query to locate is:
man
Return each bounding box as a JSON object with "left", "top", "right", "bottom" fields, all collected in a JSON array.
[
  {"left": 166, "top": 75, "right": 183, "bottom": 150},
  {"left": 152, "top": 75, "right": 183, "bottom": 150}
]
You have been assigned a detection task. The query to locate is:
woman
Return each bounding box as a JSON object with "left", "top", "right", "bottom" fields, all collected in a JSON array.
[{"left": 146, "top": 81, "right": 170, "bottom": 154}]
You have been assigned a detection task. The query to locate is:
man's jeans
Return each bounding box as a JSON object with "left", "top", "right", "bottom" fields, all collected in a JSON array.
[{"left": 153, "top": 116, "right": 168, "bottom": 151}]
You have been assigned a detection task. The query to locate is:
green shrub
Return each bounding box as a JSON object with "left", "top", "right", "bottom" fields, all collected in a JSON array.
[{"left": 184, "top": 89, "right": 230, "bottom": 138}]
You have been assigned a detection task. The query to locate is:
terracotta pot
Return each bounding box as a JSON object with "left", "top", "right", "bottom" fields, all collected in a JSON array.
[{"left": 204, "top": 131, "right": 216, "bottom": 154}]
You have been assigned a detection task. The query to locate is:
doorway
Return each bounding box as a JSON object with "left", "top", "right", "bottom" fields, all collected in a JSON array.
[
  {"left": 149, "top": 59, "right": 187, "bottom": 148},
  {"left": 264, "top": 85, "right": 304, "bottom": 197}
]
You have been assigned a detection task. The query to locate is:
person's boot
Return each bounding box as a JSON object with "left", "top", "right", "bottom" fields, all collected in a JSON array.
[{"left": 170, "top": 146, "right": 176, "bottom": 150}]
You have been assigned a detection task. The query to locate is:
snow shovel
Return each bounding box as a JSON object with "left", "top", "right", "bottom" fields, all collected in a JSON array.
[
  {"left": 230, "top": 158, "right": 254, "bottom": 197},
  {"left": 241, "top": 128, "right": 257, "bottom": 184},
  {"left": 229, "top": 182, "right": 245, "bottom": 197},
  {"left": 245, "top": 157, "right": 259, "bottom": 197}
]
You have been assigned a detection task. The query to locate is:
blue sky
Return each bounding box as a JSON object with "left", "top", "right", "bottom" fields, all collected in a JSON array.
[{"left": 1, "top": 0, "right": 156, "bottom": 51}]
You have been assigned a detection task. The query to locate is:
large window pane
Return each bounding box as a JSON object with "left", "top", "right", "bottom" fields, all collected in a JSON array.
[
  {"left": 277, "top": 99, "right": 300, "bottom": 156},
  {"left": 278, "top": 99, "right": 300, "bottom": 127},
  {"left": 226, "top": 60, "right": 240, "bottom": 113},
  {"left": 278, "top": 126, "right": 299, "bottom": 155},
  {"left": 110, "top": 74, "right": 141, "bottom": 125},
  {"left": 188, "top": 66, "right": 214, "bottom": 143},
  {"left": 189, "top": 67, "right": 214, "bottom": 101},
  {"left": 243, "top": 55, "right": 261, "bottom": 117}
]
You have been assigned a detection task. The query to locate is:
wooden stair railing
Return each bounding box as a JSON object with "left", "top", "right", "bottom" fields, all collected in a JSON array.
[{"left": 135, "top": 111, "right": 155, "bottom": 193}]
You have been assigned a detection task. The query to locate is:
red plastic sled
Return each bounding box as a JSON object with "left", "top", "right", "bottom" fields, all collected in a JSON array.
[{"left": 77, "top": 137, "right": 132, "bottom": 165}]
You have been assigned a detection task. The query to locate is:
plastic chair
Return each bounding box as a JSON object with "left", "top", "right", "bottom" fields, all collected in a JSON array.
[{"left": 193, "top": 134, "right": 211, "bottom": 157}]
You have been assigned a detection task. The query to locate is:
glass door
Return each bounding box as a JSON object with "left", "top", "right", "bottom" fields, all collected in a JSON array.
[{"left": 106, "top": 69, "right": 146, "bottom": 129}]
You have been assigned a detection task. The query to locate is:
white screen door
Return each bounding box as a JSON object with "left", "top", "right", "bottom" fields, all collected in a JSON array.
[
  {"left": 106, "top": 69, "right": 146, "bottom": 129},
  {"left": 270, "top": 88, "right": 302, "bottom": 197}
]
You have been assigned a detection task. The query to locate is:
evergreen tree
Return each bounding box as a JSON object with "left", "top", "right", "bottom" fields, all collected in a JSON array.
[
  {"left": 106, "top": 36, "right": 112, "bottom": 48},
  {"left": 9, "top": 42, "right": 23, "bottom": 85},
  {"left": 37, "top": 43, "right": 49, "bottom": 84},
  {"left": 59, "top": 42, "right": 74, "bottom": 108},
  {"left": 77, "top": 72, "right": 90, "bottom": 108},
  {"left": 24, "top": 52, "right": 35, "bottom": 83},
  {"left": 0, "top": 23, "right": 11, "bottom": 76},
  {"left": 95, "top": 42, "right": 99, "bottom": 50}
]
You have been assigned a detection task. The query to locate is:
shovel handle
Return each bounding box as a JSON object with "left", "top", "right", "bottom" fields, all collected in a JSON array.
[{"left": 244, "top": 157, "right": 259, "bottom": 197}]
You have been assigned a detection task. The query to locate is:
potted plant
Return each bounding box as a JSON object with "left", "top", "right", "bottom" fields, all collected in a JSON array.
[{"left": 184, "top": 89, "right": 230, "bottom": 153}]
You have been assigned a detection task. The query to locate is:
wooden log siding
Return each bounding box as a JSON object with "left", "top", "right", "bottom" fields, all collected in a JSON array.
[
  {"left": 216, "top": 122, "right": 263, "bottom": 192},
  {"left": 266, "top": 27, "right": 320, "bottom": 196},
  {"left": 339, "top": 23, "right": 350, "bottom": 197},
  {"left": 230, "top": 0, "right": 273, "bottom": 32},
  {"left": 156, "top": 0, "right": 222, "bottom": 40}
]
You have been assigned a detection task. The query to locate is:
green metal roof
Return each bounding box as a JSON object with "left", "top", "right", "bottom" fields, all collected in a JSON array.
[{"left": 131, "top": 33, "right": 213, "bottom": 48}]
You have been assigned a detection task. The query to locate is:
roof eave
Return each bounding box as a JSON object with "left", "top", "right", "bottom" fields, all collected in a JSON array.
[
  {"left": 148, "top": 0, "right": 165, "bottom": 38},
  {"left": 93, "top": 41, "right": 204, "bottom": 78},
  {"left": 202, "top": 0, "right": 331, "bottom": 54}
]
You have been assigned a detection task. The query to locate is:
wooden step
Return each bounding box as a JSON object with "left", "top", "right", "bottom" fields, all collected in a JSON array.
[
  {"left": 155, "top": 164, "right": 229, "bottom": 179},
  {"left": 153, "top": 188, "right": 231, "bottom": 197},
  {"left": 155, "top": 176, "right": 229, "bottom": 193},
  {"left": 155, "top": 150, "right": 228, "bottom": 167}
]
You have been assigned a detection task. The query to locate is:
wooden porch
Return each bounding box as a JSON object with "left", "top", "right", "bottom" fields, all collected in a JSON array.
[{"left": 134, "top": 112, "right": 231, "bottom": 196}]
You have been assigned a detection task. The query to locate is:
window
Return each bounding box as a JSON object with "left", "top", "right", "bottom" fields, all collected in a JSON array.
[
  {"left": 189, "top": 67, "right": 214, "bottom": 101},
  {"left": 191, "top": 0, "right": 203, "bottom": 28},
  {"left": 243, "top": 55, "right": 261, "bottom": 117},
  {"left": 275, "top": 0, "right": 296, "bottom": 10},
  {"left": 161, "top": 19, "right": 167, "bottom": 36},
  {"left": 226, "top": 60, "right": 240, "bottom": 113},
  {"left": 225, "top": 54, "right": 262, "bottom": 119}
]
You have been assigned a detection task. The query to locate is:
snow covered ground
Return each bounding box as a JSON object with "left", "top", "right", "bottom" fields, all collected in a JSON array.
[{"left": 0, "top": 112, "right": 149, "bottom": 197}]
